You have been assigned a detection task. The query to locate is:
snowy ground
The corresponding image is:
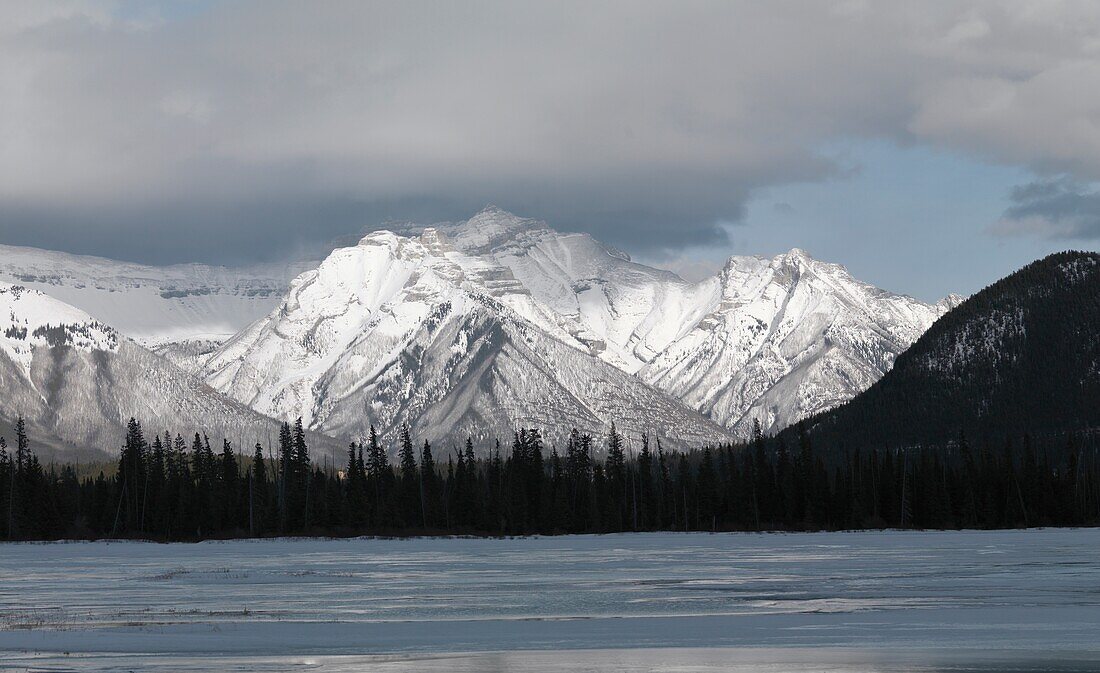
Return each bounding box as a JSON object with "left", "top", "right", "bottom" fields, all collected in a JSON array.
[{"left": 1, "top": 529, "right": 1098, "bottom": 671}]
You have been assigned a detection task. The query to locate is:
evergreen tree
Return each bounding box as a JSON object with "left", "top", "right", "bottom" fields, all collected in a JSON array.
[
  {"left": 292, "top": 418, "right": 311, "bottom": 529},
  {"left": 697, "top": 446, "right": 718, "bottom": 530},
  {"left": 365, "top": 425, "right": 391, "bottom": 527},
  {"left": 147, "top": 434, "right": 167, "bottom": 535},
  {"left": 0, "top": 436, "right": 10, "bottom": 539},
  {"left": 115, "top": 418, "right": 147, "bottom": 535},
  {"left": 277, "top": 421, "right": 293, "bottom": 531},
  {"left": 398, "top": 424, "right": 418, "bottom": 527},
  {"left": 220, "top": 439, "right": 240, "bottom": 531},
  {"left": 605, "top": 422, "right": 626, "bottom": 529},
  {"left": 637, "top": 434, "right": 654, "bottom": 530},
  {"left": 250, "top": 443, "right": 270, "bottom": 535},
  {"left": 345, "top": 441, "right": 367, "bottom": 529},
  {"left": 421, "top": 439, "right": 437, "bottom": 528}
]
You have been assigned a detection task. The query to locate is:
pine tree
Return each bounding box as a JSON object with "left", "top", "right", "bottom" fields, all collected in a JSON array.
[
  {"left": 637, "top": 434, "right": 654, "bottom": 530},
  {"left": 220, "top": 439, "right": 240, "bottom": 531},
  {"left": 147, "top": 434, "right": 167, "bottom": 535},
  {"left": 116, "top": 418, "right": 147, "bottom": 535},
  {"left": 676, "top": 453, "right": 693, "bottom": 531},
  {"left": 398, "top": 424, "right": 418, "bottom": 527},
  {"left": 190, "top": 433, "right": 211, "bottom": 537},
  {"left": 365, "top": 425, "right": 391, "bottom": 527},
  {"left": 525, "top": 429, "right": 544, "bottom": 532},
  {"left": 421, "top": 439, "right": 437, "bottom": 528},
  {"left": 656, "top": 439, "right": 673, "bottom": 528},
  {"left": 459, "top": 439, "right": 477, "bottom": 527},
  {"left": 0, "top": 436, "right": 10, "bottom": 539},
  {"left": 485, "top": 440, "right": 503, "bottom": 533},
  {"left": 250, "top": 443, "right": 269, "bottom": 535},
  {"left": 170, "top": 433, "right": 190, "bottom": 538},
  {"left": 697, "top": 446, "right": 718, "bottom": 531},
  {"left": 605, "top": 422, "right": 626, "bottom": 529},
  {"left": 345, "top": 441, "right": 366, "bottom": 529},
  {"left": 277, "top": 421, "right": 293, "bottom": 531},
  {"left": 565, "top": 430, "right": 593, "bottom": 532},
  {"left": 750, "top": 419, "right": 769, "bottom": 528},
  {"left": 291, "top": 418, "right": 311, "bottom": 529},
  {"left": 293, "top": 418, "right": 310, "bottom": 476},
  {"left": 15, "top": 416, "right": 30, "bottom": 471}
]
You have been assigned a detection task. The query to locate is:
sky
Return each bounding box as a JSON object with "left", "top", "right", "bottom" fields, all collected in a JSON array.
[{"left": 3, "top": 1, "right": 1100, "bottom": 301}]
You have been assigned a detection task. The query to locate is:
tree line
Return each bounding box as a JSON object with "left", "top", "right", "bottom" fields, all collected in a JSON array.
[{"left": 2, "top": 416, "right": 1099, "bottom": 541}]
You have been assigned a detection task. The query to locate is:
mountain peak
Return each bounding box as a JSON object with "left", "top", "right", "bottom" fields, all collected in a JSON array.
[
  {"left": 937, "top": 293, "right": 967, "bottom": 311},
  {"left": 781, "top": 247, "right": 814, "bottom": 263},
  {"left": 357, "top": 229, "right": 403, "bottom": 245},
  {"left": 472, "top": 204, "right": 513, "bottom": 217},
  {"left": 465, "top": 205, "right": 538, "bottom": 229},
  {"left": 450, "top": 207, "right": 548, "bottom": 253}
]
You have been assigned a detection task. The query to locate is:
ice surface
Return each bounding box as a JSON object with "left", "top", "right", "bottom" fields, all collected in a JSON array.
[{"left": 1, "top": 529, "right": 1098, "bottom": 671}]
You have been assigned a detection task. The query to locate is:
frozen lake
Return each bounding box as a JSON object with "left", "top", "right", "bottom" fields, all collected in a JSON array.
[{"left": 1, "top": 529, "right": 1098, "bottom": 671}]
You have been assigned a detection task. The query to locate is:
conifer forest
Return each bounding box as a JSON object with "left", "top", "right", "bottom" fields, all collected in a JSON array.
[{"left": 3, "top": 415, "right": 1098, "bottom": 541}]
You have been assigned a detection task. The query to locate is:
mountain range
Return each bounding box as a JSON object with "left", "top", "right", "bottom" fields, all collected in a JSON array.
[
  {"left": 201, "top": 207, "right": 954, "bottom": 448},
  {"left": 0, "top": 285, "right": 341, "bottom": 462},
  {"left": 0, "top": 242, "right": 306, "bottom": 348},
  {"left": 0, "top": 207, "right": 959, "bottom": 457}
]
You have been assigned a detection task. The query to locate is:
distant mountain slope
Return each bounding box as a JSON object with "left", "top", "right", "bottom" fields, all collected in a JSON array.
[
  {"left": 239, "top": 207, "right": 951, "bottom": 436},
  {"left": 0, "top": 285, "right": 340, "bottom": 462},
  {"left": 0, "top": 243, "right": 308, "bottom": 349},
  {"left": 799, "top": 251, "right": 1100, "bottom": 449},
  {"left": 203, "top": 230, "right": 735, "bottom": 452},
  {"left": 637, "top": 249, "right": 959, "bottom": 434},
  {"left": 1, "top": 208, "right": 954, "bottom": 446}
]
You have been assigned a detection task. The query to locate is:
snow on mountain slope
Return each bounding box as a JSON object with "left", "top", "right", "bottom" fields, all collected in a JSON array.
[
  {"left": 638, "top": 250, "right": 951, "bottom": 433},
  {"left": 0, "top": 243, "right": 308, "bottom": 350},
  {"left": 0, "top": 208, "right": 953, "bottom": 451},
  {"left": 0, "top": 285, "right": 119, "bottom": 379},
  {"left": 206, "top": 208, "right": 952, "bottom": 443},
  {"left": 203, "top": 229, "right": 735, "bottom": 452},
  {"left": 399, "top": 208, "right": 953, "bottom": 433},
  {"left": 0, "top": 285, "right": 341, "bottom": 462},
  {"left": 399, "top": 207, "right": 721, "bottom": 373}
]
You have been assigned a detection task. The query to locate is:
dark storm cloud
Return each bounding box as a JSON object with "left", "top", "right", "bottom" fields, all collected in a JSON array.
[
  {"left": 0, "top": 198, "right": 456, "bottom": 265},
  {"left": 993, "top": 178, "right": 1100, "bottom": 240},
  {"left": 4, "top": 1, "right": 1100, "bottom": 264}
]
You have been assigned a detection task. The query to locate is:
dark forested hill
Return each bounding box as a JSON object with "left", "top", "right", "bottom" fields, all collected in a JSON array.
[{"left": 796, "top": 251, "right": 1100, "bottom": 451}]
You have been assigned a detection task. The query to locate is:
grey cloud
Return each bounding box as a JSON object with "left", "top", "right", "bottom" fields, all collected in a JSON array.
[
  {"left": 3, "top": 1, "right": 1100, "bottom": 264},
  {"left": 993, "top": 178, "right": 1100, "bottom": 239}
]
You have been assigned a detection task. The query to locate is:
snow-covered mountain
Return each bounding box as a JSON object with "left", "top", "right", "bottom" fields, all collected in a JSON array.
[
  {"left": 203, "top": 229, "right": 735, "bottom": 451},
  {"left": 391, "top": 208, "right": 958, "bottom": 433},
  {"left": 0, "top": 208, "right": 955, "bottom": 452},
  {"left": 0, "top": 243, "right": 307, "bottom": 350},
  {"left": 0, "top": 284, "right": 340, "bottom": 462},
  {"left": 202, "top": 207, "right": 954, "bottom": 447},
  {"left": 638, "top": 250, "right": 962, "bottom": 434}
]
